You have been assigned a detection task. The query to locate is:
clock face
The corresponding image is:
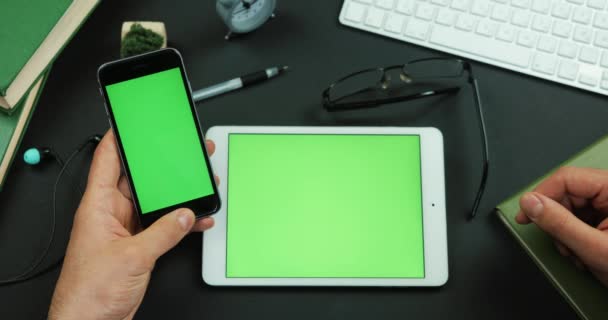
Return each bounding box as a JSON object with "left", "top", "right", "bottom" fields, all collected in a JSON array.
[
  {"left": 231, "top": 0, "right": 269, "bottom": 24},
  {"left": 216, "top": 0, "right": 276, "bottom": 33}
]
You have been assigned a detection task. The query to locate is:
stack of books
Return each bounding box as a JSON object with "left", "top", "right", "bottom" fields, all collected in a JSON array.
[{"left": 0, "top": 0, "right": 99, "bottom": 189}]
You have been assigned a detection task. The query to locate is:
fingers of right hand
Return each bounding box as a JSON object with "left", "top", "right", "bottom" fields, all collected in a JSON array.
[
  {"left": 554, "top": 241, "right": 572, "bottom": 257},
  {"left": 534, "top": 166, "right": 608, "bottom": 212},
  {"left": 88, "top": 129, "right": 122, "bottom": 188},
  {"left": 131, "top": 209, "right": 195, "bottom": 262},
  {"left": 118, "top": 176, "right": 132, "bottom": 200},
  {"left": 206, "top": 140, "right": 215, "bottom": 156},
  {"left": 520, "top": 192, "right": 606, "bottom": 264},
  {"left": 515, "top": 211, "right": 531, "bottom": 224},
  {"left": 192, "top": 217, "right": 215, "bottom": 232}
]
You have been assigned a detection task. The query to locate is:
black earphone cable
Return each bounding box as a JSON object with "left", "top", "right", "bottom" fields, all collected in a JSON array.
[
  {"left": 49, "top": 150, "right": 64, "bottom": 167},
  {"left": 0, "top": 136, "right": 100, "bottom": 286}
]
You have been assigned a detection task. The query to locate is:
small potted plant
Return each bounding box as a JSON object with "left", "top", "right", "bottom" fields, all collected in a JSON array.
[{"left": 120, "top": 22, "right": 167, "bottom": 58}]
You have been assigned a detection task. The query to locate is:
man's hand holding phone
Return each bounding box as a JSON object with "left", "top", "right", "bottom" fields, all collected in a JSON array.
[
  {"left": 49, "top": 131, "right": 217, "bottom": 320},
  {"left": 98, "top": 48, "right": 220, "bottom": 227}
]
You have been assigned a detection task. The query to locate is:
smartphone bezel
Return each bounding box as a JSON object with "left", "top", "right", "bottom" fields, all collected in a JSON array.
[{"left": 97, "top": 48, "right": 220, "bottom": 227}]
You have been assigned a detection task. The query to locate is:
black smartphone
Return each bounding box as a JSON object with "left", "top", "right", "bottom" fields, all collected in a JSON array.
[{"left": 97, "top": 48, "right": 220, "bottom": 227}]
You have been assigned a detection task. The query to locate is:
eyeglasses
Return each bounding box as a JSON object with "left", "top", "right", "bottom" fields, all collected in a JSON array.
[{"left": 322, "top": 58, "right": 488, "bottom": 220}]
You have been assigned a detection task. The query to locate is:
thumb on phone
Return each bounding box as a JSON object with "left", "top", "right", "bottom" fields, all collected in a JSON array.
[
  {"left": 132, "top": 208, "right": 195, "bottom": 262},
  {"left": 519, "top": 192, "right": 606, "bottom": 265}
]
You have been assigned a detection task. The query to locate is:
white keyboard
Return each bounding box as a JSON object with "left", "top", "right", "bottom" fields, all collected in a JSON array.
[{"left": 340, "top": 0, "right": 608, "bottom": 95}]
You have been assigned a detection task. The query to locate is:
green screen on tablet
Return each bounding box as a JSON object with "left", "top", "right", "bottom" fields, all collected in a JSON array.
[{"left": 226, "top": 134, "right": 424, "bottom": 278}]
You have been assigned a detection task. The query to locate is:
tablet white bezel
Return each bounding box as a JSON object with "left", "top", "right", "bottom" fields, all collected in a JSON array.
[{"left": 202, "top": 126, "right": 447, "bottom": 287}]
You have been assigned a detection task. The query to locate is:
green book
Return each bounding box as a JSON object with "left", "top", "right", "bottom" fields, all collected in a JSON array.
[
  {"left": 0, "top": 71, "right": 49, "bottom": 189},
  {"left": 496, "top": 136, "right": 608, "bottom": 320},
  {"left": 0, "top": 0, "right": 98, "bottom": 113}
]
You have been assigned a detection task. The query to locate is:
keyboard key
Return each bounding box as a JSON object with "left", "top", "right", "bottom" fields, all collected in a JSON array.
[
  {"left": 354, "top": 0, "right": 373, "bottom": 3},
  {"left": 431, "top": 0, "right": 451, "bottom": 5},
  {"left": 558, "top": 41, "right": 579, "bottom": 58},
  {"left": 579, "top": 73, "right": 598, "bottom": 86},
  {"left": 595, "top": 31, "right": 608, "bottom": 49},
  {"left": 451, "top": 0, "right": 471, "bottom": 11},
  {"left": 455, "top": 14, "right": 477, "bottom": 30},
  {"left": 573, "top": 26, "right": 593, "bottom": 43},
  {"left": 551, "top": 3, "right": 571, "bottom": 19},
  {"left": 365, "top": 6, "right": 386, "bottom": 27},
  {"left": 430, "top": 25, "right": 531, "bottom": 67},
  {"left": 493, "top": 0, "right": 509, "bottom": 4},
  {"left": 532, "top": 15, "right": 552, "bottom": 32},
  {"left": 552, "top": 20, "right": 572, "bottom": 38},
  {"left": 517, "top": 30, "right": 537, "bottom": 47},
  {"left": 511, "top": 0, "right": 531, "bottom": 8},
  {"left": 572, "top": 7, "right": 592, "bottom": 25},
  {"left": 601, "top": 80, "right": 608, "bottom": 90},
  {"left": 587, "top": 0, "right": 606, "bottom": 10},
  {"left": 476, "top": 20, "right": 498, "bottom": 36},
  {"left": 531, "top": 0, "right": 551, "bottom": 13},
  {"left": 436, "top": 9, "right": 457, "bottom": 25},
  {"left": 416, "top": 3, "right": 437, "bottom": 20},
  {"left": 558, "top": 61, "right": 580, "bottom": 80},
  {"left": 567, "top": 0, "right": 585, "bottom": 4},
  {"left": 471, "top": 1, "right": 491, "bottom": 16},
  {"left": 537, "top": 35, "right": 558, "bottom": 52},
  {"left": 601, "top": 51, "right": 608, "bottom": 67},
  {"left": 532, "top": 53, "right": 557, "bottom": 74},
  {"left": 603, "top": 70, "right": 608, "bottom": 79},
  {"left": 579, "top": 46, "right": 599, "bottom": 63},
  {"left": 511, "top": 9, "right": 531, "bottom": 27},
  {"left": 405, "top": 18, "right": 432, "bottom": 39},
  {"left": 593, "top": 12, "right": 608, "bottom": 30},
  {"left": 345, "top": 2, "right": 367, "bottom": 22},
  {"left": 491, "top": 4, "right": 511, "bottom": 21},
  {"left": 496, "top": 24, "right": 517, "bottom": 41},
  {"left": 396, "top": 0, "right": 416, "bottom": 14},
  {"left": 384, "top": 12, "right": 407, "bottom": 33},
  {"left": 376, "top": 0, "right": 396, "bottom": 9}
]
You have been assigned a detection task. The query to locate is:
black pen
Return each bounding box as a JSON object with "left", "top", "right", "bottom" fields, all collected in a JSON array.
[{"left": 192, "top": 66, "right": 289, "bottom": 102}]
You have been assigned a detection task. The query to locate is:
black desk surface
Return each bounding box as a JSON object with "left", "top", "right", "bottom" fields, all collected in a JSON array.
[{"left": 1, "top": 1, "right": 607, "bottom": 319}]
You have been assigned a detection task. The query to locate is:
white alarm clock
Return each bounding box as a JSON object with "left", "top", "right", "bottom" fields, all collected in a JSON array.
[{"left": 216, "top": 0, "right": 277, "bottom": 40}]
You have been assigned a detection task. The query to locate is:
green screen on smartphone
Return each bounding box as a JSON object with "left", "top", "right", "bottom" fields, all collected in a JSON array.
[
  {"left": 226, "top": 134, "right": 425, "bottom": 278},
  {"left": 105, "top": 67, "right": 214, "bottom": 214}
]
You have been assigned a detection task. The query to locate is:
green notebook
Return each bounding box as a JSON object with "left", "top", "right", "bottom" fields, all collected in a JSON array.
[
  {"left": 0, "top": 71, "right": 49, "bottom": 189},
  {"left": 0, "top": 0, "right": 71, "bottom": 92},
  {"left": 0, "top": 0, "right": 98, "bottom": 112},
  {"left": 496, "top": 136, "right": 608, "bottom": 320}
]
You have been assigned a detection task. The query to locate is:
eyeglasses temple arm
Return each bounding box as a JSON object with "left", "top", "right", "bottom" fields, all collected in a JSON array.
[
  {"left": 325, "top": 86, "right": 460, "bottom": 111},
  {"left": 468, "top": 76, "right": 490, "bottom": 220}
]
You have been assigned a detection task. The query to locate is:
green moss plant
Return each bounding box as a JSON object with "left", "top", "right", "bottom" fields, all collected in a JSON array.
[{"left": 120, "top": 23, "right": 164, "bottom": 58}]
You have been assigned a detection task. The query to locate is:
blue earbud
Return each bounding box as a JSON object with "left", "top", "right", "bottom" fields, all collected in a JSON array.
[
  {"left": 23, "top": 148, "right": 42, "bottom": 165},
  {"left": 23, "top": 147, "right": 54, "bottom": 165},
  {"left": 23, "top": 135, "right": 101, "bottom": 167}
]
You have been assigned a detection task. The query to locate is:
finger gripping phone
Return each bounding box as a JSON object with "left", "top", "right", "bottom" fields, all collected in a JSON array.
[{"left": 97, "top": 48, "right": 220, "bottom": 227}]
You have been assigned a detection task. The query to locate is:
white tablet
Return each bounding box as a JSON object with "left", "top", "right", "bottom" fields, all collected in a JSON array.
[{"left": 202, "top": 126, "right": 448, "bottom": 287}]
